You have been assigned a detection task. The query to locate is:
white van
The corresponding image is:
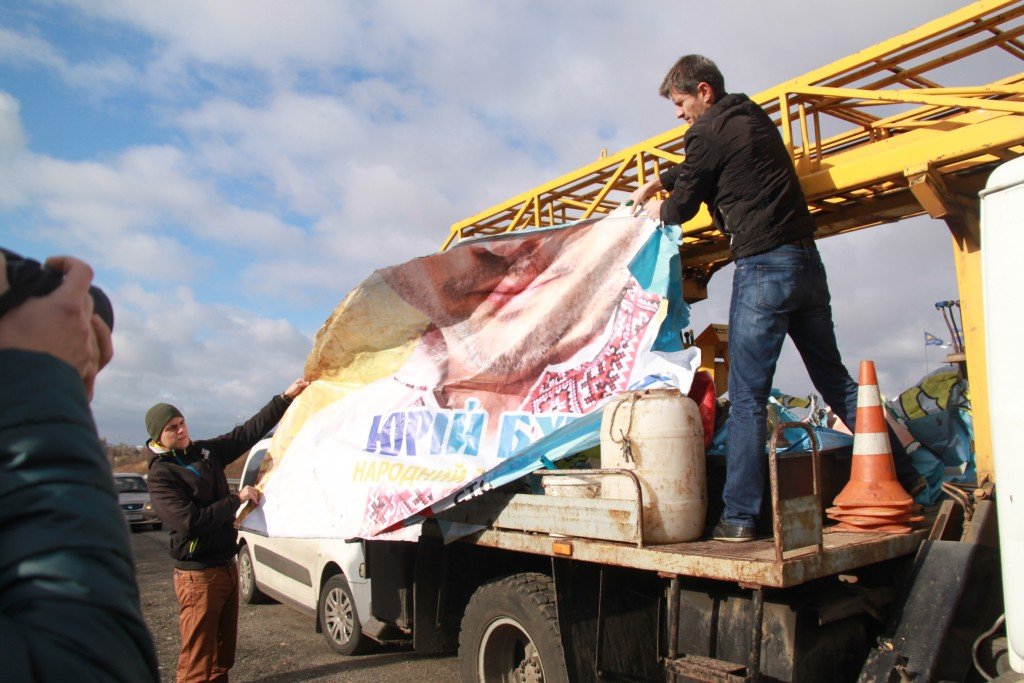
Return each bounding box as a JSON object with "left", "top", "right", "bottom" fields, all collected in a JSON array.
[{"left": 235, "top": 439, "right": 375, "bottom": 655}]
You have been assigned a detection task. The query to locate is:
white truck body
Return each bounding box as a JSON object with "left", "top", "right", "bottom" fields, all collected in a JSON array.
[{"left": 982, "top": 155, "right": 1024, "bottom": 673}]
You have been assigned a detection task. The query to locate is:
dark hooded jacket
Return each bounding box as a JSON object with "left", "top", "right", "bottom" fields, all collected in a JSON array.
[
  {"left": 658, "top": 92, "right": 815, "bottom": 259},
  {"left": 147, "top": 395, "right": 289, "bottom": 569},
  {"left": 0, "top": 349, "right": 159, "bottom": 682}
]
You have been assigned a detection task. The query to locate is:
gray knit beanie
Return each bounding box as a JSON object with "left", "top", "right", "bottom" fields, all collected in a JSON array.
[{"left": 145, "top": 403, "right": 183, "bottom": 443}]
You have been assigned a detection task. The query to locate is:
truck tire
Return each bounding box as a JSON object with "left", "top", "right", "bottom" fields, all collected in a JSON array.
[
  {"left": 459, "top": 572, "right": 569, "bottom": 683},
  {"left": 319, "top": 574, "right": 369, "bottom": 655},
  {"left": 237, "top": 543, "right": 270, "bottom": 604}
]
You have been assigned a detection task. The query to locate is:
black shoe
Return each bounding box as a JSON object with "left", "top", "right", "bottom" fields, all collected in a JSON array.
[{"left": 712, "top": 519, "right": 755, "bottom": 543}]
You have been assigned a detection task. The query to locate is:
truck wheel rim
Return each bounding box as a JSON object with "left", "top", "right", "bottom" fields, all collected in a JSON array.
[
  {"left": 324, "top": 586, "right": 354, "bottom": 644},
  {"left": 478, "top": 617, "right": 545, "bottom": 683}
]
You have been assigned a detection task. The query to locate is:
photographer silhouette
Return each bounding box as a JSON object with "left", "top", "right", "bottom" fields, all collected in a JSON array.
[{"left": 0, "top": 249, "right": 158, "bottom": 682}]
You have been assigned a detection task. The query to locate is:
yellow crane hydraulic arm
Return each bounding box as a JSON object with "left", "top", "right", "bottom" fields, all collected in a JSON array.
[
  {"left": 443, "top": 0, "right": 1024, "bottom": 274},
  {"left": 440, "top": 0, "right": 1024, "bottom": 485}
]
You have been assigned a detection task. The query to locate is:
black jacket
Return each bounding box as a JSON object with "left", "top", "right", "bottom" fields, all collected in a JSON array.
[
  {"left": 147, "top": 395, "right": 289, "bottom": 569},
  {"left": 659, "top": 93, "right": 815, "bottom": 259},
  {"left": 1, "top": 350, "right": 159, "bottom": 682}
]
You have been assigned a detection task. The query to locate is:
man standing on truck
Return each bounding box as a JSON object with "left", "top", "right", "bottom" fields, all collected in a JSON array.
[
  {"left": 631, "top": 54, "right": 923, "bottom": 542},
  {"left": 145, "top": 378, "right": 308, "bottom": 683}
]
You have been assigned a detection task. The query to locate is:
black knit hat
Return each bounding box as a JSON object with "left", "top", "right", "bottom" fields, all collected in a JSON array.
[{"left": 145, "top": 403, "right": 183, "bottom": 443}]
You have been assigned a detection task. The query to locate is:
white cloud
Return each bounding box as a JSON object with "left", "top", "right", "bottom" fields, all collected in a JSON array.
[
  {"left": 177, "top": 93, "right": 367, "bottom": 214},
  {"left": 0, "top": 102, "right": 306, "bottom": 281},
  {"left": 0, "top": 26, "right": 63, "bottom": 71},
  {"left": 93, "top": 282, "right": 312, "bottom": 443},
  {"left": 172, "top": 87, "right": 547, "bottom": 275},
  {"left": 62, "top": 0, "right": 365, "bottom": 71},
  {"left": 0, "top": 91, "right": 26, "bottom": 167},
  {"left": 0, "top": 25, "right": 136, "bottom": 95}
]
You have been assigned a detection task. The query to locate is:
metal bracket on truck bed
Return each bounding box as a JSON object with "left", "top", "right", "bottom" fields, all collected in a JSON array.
[
  {"left": 768, "top": 422, "right": 825, "bottom": 562},
  {"left": 663, "top": 653, "right": 752, "bottom": 682}
]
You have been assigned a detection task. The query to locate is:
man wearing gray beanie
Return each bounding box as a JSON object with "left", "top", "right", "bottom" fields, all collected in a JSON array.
[{"left": 145, "top": 378, "right": 309, "bottom": 683}]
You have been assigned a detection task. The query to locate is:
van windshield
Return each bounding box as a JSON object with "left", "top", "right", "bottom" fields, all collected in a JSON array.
[{"left": 116, "top": 477, "right": 148, "bottom": 493}]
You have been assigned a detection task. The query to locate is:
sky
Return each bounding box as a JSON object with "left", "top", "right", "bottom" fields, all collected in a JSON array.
[{"left": 0, "top": 0, "right": 982, "bottom": 444}]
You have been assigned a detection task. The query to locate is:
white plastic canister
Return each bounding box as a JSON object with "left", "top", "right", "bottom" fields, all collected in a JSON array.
[{"left": 600, "top": 388, "right": 706, "bottom": 544}]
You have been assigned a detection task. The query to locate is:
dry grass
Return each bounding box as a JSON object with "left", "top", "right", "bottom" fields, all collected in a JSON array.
[{"left": 106, "top": 442, "right": 246, "bottom": 480}]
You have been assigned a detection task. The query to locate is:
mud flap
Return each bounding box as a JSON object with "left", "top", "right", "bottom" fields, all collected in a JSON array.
[
  {"left": 552, "top": 558, "right": 662, "bottom": 682},
  {"left": 413, "top": 534, "right": 449, "bottom": 653},
  {"left": 859, "top": 500, "right": 1003, "bottom": 681}
]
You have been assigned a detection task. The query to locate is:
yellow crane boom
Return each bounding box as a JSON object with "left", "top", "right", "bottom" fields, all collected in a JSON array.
[{"left": 441, "top": 0, "right": 1024, "bottom": 486}]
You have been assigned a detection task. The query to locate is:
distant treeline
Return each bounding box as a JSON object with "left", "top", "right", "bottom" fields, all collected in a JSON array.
[
  {"left": 103, "top": 441, "right": 148, "bottom": 474},
  {"left": 103, "top": 440, "right": 247, "bottom": 480}
]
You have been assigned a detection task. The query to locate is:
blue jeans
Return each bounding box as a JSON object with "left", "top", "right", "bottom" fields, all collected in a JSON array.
[{"left": 722, "top": 242, "right": 913, "bottom": 528}]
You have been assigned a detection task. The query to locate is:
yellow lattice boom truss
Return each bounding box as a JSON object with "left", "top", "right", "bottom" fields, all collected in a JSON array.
[
  {"left": 440, "top": 0, "right": 1024, "bottom": 483},
  {"left": 442, "top": 0, "right": 1024, "bottom": 282}
]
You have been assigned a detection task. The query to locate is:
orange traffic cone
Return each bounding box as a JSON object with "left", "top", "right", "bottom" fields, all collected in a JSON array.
[{"left": 827, "top": 360, "right": 921, "bottom": 534}]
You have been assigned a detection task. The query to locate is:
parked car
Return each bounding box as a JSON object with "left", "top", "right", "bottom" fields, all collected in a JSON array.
[
  {"left": 114, "top": 472, "right": 162, "bottom": 531},
  {"left": 236, "top": 439, "right": 375, "bottom": 655}
]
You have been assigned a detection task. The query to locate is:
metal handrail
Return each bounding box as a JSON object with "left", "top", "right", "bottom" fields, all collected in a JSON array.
[{"left": 536, "top": 467, "right": 648, "bottom": 548}]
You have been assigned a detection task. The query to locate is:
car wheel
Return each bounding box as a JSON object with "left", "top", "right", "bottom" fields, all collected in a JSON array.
[
  {"left": 319, "top": 574, "right": 368, "bottom": 655},
  {"left": 238, "top": 544, "right": 270, "bottom": 604},
  {"left": 459, "top": 573, "right": 569, "bottom": 683},
  {"left": 151, "top": 522, "right": 163, "bottom": 531}
]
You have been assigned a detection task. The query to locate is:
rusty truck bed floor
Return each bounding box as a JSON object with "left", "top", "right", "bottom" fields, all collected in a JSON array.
[
  {"left": 649, "top": 527, "right": 925, "bottom": 586},
  {"left": 439, "top": 488, "right": 927, "bottom": 588},
  {"left": 461, "top": 525, "right": 926, "bottom": 589}
]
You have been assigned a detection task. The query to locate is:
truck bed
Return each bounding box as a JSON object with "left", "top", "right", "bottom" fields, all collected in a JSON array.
[{"left": 437, "top": 488, "right": 926, "bottom": 589}]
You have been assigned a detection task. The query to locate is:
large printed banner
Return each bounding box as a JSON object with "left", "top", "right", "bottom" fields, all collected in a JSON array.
[{"left": 241, "top": 207, "right": 699, "bottom": 541}]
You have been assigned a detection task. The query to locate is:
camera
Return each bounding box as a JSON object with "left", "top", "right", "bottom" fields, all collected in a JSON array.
[{"left": 0, "top": 248, "right": 114, "bottom": 331}]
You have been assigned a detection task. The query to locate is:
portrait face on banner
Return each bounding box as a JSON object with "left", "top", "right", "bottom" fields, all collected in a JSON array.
[{"left": 379, "top": 214, "right": 653, "bottom": 393}]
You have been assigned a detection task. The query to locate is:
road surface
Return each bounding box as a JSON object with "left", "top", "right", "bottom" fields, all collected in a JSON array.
[{"left": 132, "top": 527, "right": 460, "bottom": 682}]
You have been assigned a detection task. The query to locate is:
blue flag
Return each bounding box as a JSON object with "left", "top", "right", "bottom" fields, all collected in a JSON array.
[{"left": 925, "top": 332, "right": 945, "bottom": 347}]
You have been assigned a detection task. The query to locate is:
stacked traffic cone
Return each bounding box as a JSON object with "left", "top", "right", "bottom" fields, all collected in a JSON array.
[{"left": 826, "top": 360, "right": 923, "bottom": 534}]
